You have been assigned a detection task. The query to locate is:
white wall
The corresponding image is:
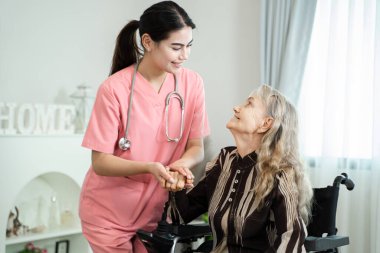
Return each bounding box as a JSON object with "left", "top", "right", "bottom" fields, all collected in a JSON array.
[
  {"left": 0, "top": 0, "right": 146, "bottom": 104},
  {"left": 182, "top": 0, "right": 261, "bottom": 153}
]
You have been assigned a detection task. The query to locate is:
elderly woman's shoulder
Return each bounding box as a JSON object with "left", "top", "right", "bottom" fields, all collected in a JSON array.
[{"left": 204, "top": 146, "right": 237, "bottom": 173}]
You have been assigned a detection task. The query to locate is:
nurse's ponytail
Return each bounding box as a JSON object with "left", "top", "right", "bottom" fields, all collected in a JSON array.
[
  {"left": 109, "top": 1, "right": 196, "bottom": 76},
  {"left": 110, "top": 20, "right": 142, "bottom": 75}
]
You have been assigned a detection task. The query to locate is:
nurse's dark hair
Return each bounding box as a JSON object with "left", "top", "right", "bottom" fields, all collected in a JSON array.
[{"left": 109, "top": 1, "right": 196, "bottom": 75}]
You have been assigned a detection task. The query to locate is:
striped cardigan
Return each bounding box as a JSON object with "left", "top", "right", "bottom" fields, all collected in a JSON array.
[{"left": 175, "top": 146, "right": 307, "bottom": 253}]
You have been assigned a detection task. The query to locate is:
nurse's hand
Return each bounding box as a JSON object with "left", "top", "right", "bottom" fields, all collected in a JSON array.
[
  {"left": 163, "top": 171, "right": 187, "bottom": 191},
  {"left": 168, "top": 161, "right": 194, "bottom": 188},
  {"left": 148, "top": 162, "right": 175, "bottom": 186}
]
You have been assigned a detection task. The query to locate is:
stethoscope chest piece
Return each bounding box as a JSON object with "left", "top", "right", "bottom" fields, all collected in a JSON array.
[{"left": 119, "top": 137, "right": 131, "bottom": 151}]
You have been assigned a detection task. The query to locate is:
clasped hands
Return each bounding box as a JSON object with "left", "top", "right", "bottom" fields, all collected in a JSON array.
[{"left": 159, "top": 168, "right": 194, "bottom": 192}]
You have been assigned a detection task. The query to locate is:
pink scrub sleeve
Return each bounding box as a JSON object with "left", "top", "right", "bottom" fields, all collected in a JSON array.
[{"left": 82, "top": 80, "right": 123, "bottom": 154}]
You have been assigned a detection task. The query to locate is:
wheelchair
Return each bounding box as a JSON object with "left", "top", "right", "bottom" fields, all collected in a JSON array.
[
  {"left": 137, "top": 173, "right": 354, "bottom": 253},
  {"left": 304, "top": 173, "right": 355, "bottom": 252}
]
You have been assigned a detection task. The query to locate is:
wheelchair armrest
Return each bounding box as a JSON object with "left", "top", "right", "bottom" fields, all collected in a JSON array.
[
  {"left": 304, "top": 235, "right": 349, "bottom": 251},
  {"left": 172, "top": 223, "right": 212, "bottom": 240}
]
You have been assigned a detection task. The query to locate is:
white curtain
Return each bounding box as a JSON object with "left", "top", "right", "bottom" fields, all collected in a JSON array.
[
  {"left": 298, "top": 0, "right": 380, "bottom": 252},
  {"left": 260, "top": 0, "right": 317, "bottom": 104}
]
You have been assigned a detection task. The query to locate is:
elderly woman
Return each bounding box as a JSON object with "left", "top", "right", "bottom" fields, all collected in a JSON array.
[{"left": 164, "top": 84, "right": 313, "bottom": 253}]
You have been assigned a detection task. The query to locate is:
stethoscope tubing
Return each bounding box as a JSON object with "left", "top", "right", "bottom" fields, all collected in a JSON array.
[
  {"left": 119, "top": 61, "right": 185, "bottom": 151},
  {"left": 124, "top": 62, "right": 138, "bottom": 142},
  {"left": 165, "top": 91, "right": 185, "bottom": 142}
]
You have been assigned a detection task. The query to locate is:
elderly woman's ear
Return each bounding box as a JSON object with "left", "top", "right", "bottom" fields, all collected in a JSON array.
[{"left": 258, "top": 117, "right": 274, "bottom": 134}]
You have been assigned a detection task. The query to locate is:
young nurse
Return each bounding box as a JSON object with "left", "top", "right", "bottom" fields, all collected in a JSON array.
[{"left": 79, "top": 1, "right": 209, "bottom": 252}]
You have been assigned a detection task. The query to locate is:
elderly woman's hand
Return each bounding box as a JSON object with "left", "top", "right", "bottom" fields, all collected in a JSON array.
[{"left": 160, "top": 169, "right": 194, "bottom": 191}]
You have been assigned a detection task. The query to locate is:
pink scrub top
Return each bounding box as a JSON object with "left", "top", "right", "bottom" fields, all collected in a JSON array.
[{"left": 79, "top": 65, "right": 210, "bottom": 237}]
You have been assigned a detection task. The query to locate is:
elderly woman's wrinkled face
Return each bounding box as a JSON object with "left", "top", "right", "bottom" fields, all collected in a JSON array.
[{"left": 226, "top": 95, "right": 268, "bottom": 135}]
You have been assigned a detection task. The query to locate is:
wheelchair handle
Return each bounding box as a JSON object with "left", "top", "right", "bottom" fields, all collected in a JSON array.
[{"left": 333, "top": 173, "right": 355, "bottom": 190}]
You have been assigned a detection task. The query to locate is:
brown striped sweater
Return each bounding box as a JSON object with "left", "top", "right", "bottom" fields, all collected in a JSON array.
[{"left": 175, "top": 147, "right": 307, "bottom": 253}]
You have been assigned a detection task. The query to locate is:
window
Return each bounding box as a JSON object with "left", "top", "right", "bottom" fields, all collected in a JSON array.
[{"left": 298, "top": 0, "right": 376, "bottom": 160}]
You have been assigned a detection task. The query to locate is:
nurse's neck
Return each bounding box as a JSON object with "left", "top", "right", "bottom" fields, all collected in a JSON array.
[{"left": 138, "top": 57, "right": 168, "bottom": 93}]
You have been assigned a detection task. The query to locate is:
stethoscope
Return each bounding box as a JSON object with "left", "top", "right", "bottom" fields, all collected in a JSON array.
[{"left": 118, "top": 62, "right": 185, "bottom": 151}]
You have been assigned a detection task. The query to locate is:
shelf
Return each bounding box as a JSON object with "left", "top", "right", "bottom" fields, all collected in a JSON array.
[
  {"left": 4, "top": 171, "right": 86, "bottom": 252},
  {"left": 5, "top": 227, "right": 82, "bottom": 245}
]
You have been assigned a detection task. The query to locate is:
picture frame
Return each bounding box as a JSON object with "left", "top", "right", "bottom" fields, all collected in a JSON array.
[{"left": 55, "top": 239, "right": 69, "bottom": 253}]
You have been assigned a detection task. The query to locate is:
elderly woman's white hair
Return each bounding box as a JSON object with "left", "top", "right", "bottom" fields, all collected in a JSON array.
[{"left": 251, "top": 84, "right": 313, "bottom": 225}]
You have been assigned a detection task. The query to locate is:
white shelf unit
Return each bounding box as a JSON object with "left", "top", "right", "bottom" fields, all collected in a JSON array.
[
  {"left": 0, "top": 135, "right": 91, "bottom": 253},
  {"left": 5, "top": 172, "right": 88, "bottom": 253},
  {"left": 5, "top": 230, "right": 84, "bottom": 253},
  {"left": 5, "top": 227, "right": 82, "bottom": 245}
]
